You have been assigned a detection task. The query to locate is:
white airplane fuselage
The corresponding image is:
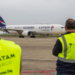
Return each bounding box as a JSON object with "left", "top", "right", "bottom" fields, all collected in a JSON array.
[
  {"left": 0, "top": 16, "right": 66, "bottom": 38},
  {"left": 6, "top": 24, "right": 65, "bottom": 35}
]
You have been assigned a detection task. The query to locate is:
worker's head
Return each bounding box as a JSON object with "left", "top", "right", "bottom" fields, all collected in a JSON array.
[{"left": 65, "top": 19, "right": 75, "bottom": 32}]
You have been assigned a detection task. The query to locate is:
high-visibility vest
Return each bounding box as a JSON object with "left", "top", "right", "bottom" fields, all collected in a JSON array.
[
  {"left": 0, "top": 39, "right": 21, "bottom": 75},
  {"left": 58, "top": 33, "right": 75, "bottom": 63}
]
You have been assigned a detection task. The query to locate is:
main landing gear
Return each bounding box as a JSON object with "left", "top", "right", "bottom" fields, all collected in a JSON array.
[
  {"left": 19, "top": 34, "right": 35, "bottom": 38},
  {"left": 19, "top": 36, "right": 24, "bottom": 38},
  {"left": 30, "top": 34, "right": 35, "bottom": 38}
]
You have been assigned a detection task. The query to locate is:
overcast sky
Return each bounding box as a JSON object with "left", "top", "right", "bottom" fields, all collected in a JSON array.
[{"left": 0, "top": 0, "right": 75, "bottom": 25}]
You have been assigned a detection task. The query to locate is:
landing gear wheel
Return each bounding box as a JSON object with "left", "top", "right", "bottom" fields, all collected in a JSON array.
[
  {"left": 19, "top": 36, "right": 24, "bottom": 38},
  {"left": 47, "top": 34, "right": 50, "bottom": 36},
  {"left": 30, "top": 36, "right": 35, "bottom": 38}
]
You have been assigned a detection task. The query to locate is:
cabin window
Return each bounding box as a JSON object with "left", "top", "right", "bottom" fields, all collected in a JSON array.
[{"left": 61, "top": 27, "right": 65, "bottom": 28}]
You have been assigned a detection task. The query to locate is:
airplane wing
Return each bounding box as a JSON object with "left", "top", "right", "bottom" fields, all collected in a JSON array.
[
  {"left": 0, "top": 27, "right": 37, "bottom": 36},
  {"left": 0, "top": 16, "right": 37, "bottom": 37},
  {"left": 0, "top": 27, "right": 9, "bottom": 33}
]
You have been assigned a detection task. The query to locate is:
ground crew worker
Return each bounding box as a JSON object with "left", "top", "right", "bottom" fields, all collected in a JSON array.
[
  {"left": 0, "top": 39, "right": 21, "bottom": 75},
  {"left": 53, "top": 19, "right": 75, "bottom": 75}
]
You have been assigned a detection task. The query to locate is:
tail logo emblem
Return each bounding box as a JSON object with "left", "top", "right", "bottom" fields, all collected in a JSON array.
[
  {"left": 0, "top": 21, "right": 2, "bottom": 23},
  {"left": 0, "top": 21, "right": 6, "bottom": 25}
]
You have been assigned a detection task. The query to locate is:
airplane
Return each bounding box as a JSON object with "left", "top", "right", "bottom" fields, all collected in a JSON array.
[{"left": 0, "top": 16, "right": 65, "bottom": 38}]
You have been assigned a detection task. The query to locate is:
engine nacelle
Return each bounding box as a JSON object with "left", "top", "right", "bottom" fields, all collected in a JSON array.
[{"left": 22, "top": 31, "right": 31, "bottom": 36}]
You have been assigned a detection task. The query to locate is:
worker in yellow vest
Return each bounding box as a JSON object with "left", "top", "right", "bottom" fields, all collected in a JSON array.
[
  {"left": 0, "top": 39, "right": 21, "bottom": 75},
  {"left": 53, "top": 19, "right": 75, "bottom": 75}
]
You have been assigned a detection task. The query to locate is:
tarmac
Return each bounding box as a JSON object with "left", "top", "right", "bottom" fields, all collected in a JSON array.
[{"left": 0, "top": 36, "right": 58, "bottom": 75}]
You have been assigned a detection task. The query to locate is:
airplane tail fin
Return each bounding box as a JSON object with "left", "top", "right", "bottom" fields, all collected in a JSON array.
[
  {"left": 0, "top": 16, "right": 9, "bottom": 33},
  {"left": 0, "top": 16, "right": 6, "bottom": 28}
]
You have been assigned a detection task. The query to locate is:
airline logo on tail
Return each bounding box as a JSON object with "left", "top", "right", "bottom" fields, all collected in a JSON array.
[
  {"left": 0, "top": 20, "right": 6, "bottom": 25},
  {"left": 0, "top": 21, "right": 6, "bottom": 25},
  {"left": 0, "top": 16, "right": 9, "bottom": 33},
  {"left": 0, "top": 16, "right": 6, "bottom": 28},
  {"left": 0, "top": 21, "right": 2, "bottom": 23}
]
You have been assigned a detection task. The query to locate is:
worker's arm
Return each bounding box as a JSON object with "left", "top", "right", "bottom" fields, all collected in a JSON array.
[{"left": 52, "top": 39, "right": 62, "bottom": 56}]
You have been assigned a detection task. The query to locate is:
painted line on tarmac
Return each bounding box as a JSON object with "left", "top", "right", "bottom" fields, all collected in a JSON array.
[
  {"left": 41, "top": 72, "right": 52, "bottom": 75},
  {"left": 20, "top": 70, "right": 56, "bottom": 75}
]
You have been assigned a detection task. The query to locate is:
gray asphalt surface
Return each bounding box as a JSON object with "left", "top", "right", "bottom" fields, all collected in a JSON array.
[{"left": 0, "top": 36, "right": 58, "bottom": 75}]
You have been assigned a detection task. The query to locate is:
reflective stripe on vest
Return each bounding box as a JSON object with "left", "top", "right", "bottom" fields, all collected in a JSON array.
[{"left": 58, "top": 36, "right": 75, "bottom": 63}]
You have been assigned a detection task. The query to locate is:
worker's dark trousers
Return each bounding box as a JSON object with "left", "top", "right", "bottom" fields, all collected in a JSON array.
[{"left": 57, "top": 72, "right": 75, "bottom": 75}]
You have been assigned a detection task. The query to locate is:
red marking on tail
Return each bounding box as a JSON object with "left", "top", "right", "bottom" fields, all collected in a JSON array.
[{"left": 0, "top": 21, "right": 2, "bottom": 23}]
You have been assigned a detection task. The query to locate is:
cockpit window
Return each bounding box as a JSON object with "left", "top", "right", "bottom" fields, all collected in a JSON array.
[{"left": 61, "top": 27, "right": 65, "bottom": 28}]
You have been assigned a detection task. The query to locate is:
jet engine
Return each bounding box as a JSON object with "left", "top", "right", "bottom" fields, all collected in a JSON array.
[{"left": 22, "top": 31, "right": 31, "bottom": 36}]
